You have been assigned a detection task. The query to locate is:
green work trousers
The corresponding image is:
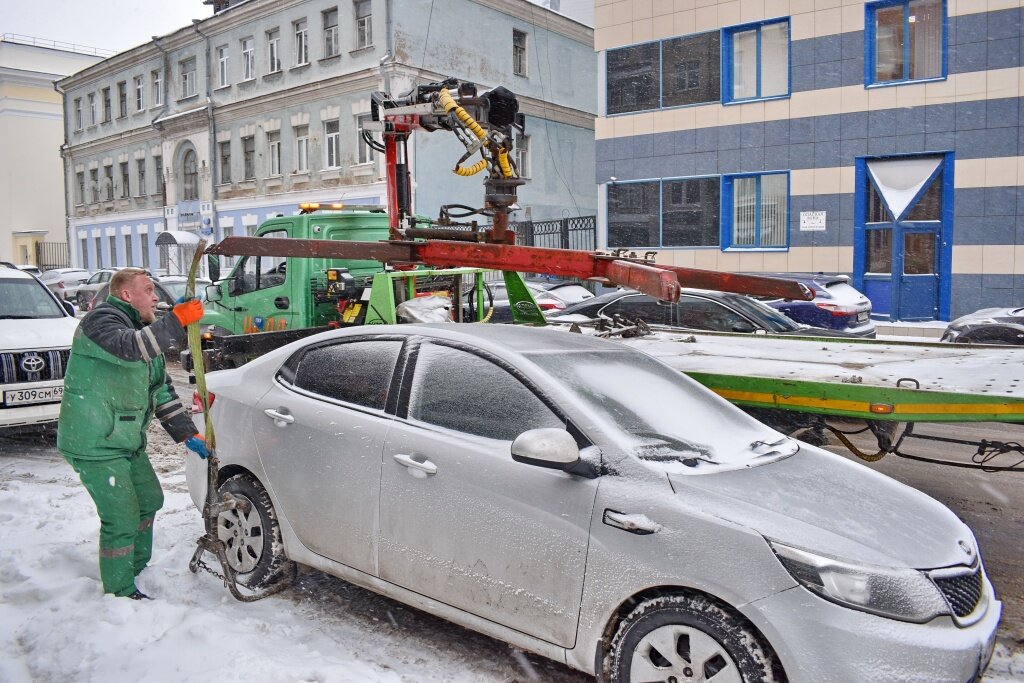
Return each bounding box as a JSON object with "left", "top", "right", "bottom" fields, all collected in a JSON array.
[{"left": 66, "top": 452, "right": 164, "bottom": 597}]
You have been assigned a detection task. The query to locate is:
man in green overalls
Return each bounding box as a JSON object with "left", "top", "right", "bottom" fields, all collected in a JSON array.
[{"left": 58, "top": 268, "right": 207, "bottom": 599}]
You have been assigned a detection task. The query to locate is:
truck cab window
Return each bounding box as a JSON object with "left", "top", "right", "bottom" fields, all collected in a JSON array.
[{"left": 233, "top": 229, "right": 288, "bottom": 293}]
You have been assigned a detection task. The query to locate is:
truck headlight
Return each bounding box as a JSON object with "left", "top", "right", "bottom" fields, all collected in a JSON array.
[{"left": 769, "top": 541, "right": 948, "bottom": 623}]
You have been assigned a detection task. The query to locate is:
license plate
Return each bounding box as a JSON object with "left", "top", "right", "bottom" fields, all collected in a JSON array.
[
  {"left": 856, "top": 312, "right": 869, "bottom": 322},
  {"left": 4, "top": 385, "right": 64, "bottom": 406}
]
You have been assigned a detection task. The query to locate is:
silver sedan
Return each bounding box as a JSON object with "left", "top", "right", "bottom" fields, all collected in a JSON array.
[{"left": 187, "top": 324, "right": 1000, "bottom": 683}]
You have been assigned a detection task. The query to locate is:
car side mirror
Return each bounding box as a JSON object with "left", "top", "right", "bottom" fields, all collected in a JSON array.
[
  {"left": 62, "top": 300, "right": 75, "bottom": 316},
  {"left": 731, "top": 320, "right": 756, "bottom": 333},
  {"left": 207, "top": 254, "right": 221, "bottom": 282},
  {"left": 156, "top": 302, "right": 171, "bottom": 312},
  {"left": 511, "top": 428, "right": 580, "bottom": 470},
  {"left": 205, "top": 284, "right": 222, "bottom": 302}
]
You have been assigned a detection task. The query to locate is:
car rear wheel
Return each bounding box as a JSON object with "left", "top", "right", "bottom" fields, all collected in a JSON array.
[
  {"left": 607, "top": 594, "right": 784, "bottom": 683},
  {"left": 217, "top": 473, "right": 292, "bottom": 588}
]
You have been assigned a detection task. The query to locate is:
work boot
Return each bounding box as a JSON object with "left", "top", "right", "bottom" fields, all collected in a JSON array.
[{"left": 127, "top": 590, "right": 152, "bottom": 600}]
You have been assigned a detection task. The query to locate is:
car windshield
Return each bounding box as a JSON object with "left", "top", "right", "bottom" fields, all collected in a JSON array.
[
  {"left": 0, "top": 279, "right": 66, "bottom": 319},
  {"left": 722, "top": 295, "right": 802, "bottom": 332},
  {"left": 161, "top": 280, "right": 209, "bottom": 302},
  {"left": 526, "top": 348, "right": 795, "bottom": 473}
]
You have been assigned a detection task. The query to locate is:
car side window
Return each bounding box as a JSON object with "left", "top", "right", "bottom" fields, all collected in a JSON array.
[
  {"left": 408, "top": 343, "right": 563, "bottom": 441},
  {"left": 291, "top": 340, "right": 402, "bottom": 410},
  {"left": 602, "top": 295, "right": 670, "bottom": 324},
  {"left": 675, "top": 296, "right": 750, "bottom": 331}
]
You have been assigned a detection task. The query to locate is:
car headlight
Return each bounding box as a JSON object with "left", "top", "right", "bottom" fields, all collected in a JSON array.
[{"left": 769, "top": 541, "right": 948, "bottom": 623}]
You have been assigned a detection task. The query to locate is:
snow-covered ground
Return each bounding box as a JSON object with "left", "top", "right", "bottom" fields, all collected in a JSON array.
[{"left": 1, "top": 424, "right": 1022, "bottom": 682}]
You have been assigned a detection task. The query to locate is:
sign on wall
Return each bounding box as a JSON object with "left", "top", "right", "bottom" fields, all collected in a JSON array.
[{"left": 799, "top": 211, "right": 826, "bottom": 231}]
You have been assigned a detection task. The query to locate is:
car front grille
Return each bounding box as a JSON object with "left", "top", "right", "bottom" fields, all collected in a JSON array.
[
  {"left": 0, "top": 350, "right": 71, "bottom": 384},
  {"left": 932, "top": 566, "right": 983, "bottom": 618}
]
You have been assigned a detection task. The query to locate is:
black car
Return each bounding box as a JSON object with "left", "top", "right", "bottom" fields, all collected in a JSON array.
[
  {"left": 941, "top": 307, "right": 1024, "bottom": 345},
  {"left": 548, "top": 289, "right": 858, "bottom": 337}
]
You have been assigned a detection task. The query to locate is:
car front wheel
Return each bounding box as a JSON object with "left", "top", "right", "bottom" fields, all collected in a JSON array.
[
  {"left": 217, "top": 473, "right": 292, "bottom": 588},
  {"left": 607, "top": 594, "right": 784, "bottom": 683}
]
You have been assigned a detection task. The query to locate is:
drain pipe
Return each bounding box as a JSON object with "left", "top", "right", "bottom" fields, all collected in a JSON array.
[
  {"left": 53, "top": 80, "right": 74, "bottom": 267},
  {"left": 193, "top": 19, "right": 220, "bottom": 255},
  {"left": 379, "top": 0, "right": 394, "bottom": 94}
]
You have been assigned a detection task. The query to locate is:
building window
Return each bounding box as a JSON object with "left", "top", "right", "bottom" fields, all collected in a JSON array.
[
  {"left": 325, "top": 120, "right": 341, "bottom": 168},
  {"left": 104, "top": 165, "right": 114, "bottom": 201},
  {"left": 89, "top": 168, "right": 98, "bottom": 202},
  {"left": 154, "top": 155, "right": 164, "bottom": 195},
  {"left": 217, "top": 45, "right": 230, "bottom": 87},
  {"left": 324, "top": 9, "right": 339, "bottom": 57},
  {"left": 724, "top": 19, "right": 790, "bottom": 102},
  {"left": 268, "top": 131, "right": 281, "bottom": 176},
  {"left": 356, "top": 114, "right": 375, "bottom": 164},
  {"left": 295, "top": 19, "right": 309, "bottom": 65},
  {"left": 867, "top": 0, "right": 945, "bottom": 84},
  {"left": 295, "top": 125, "right": 309, "bottom": 172},
  {"left": 109, "top": 236, "right": 117, "bottom": 265},
  {"left": 182, "top": 150, "right": 199, "bottom": 201},
  {"left": 140, "top": 233, "right": 150, "bottom": 269},
  {"left": 102, "top": 87, "right": 112, "bottom": 122},
  {"left": 117, "top": 81, "right": 128, "bottom": 117},
  {"left": 268, "top": 29, "right": 281, "bottom": 72},
  {"left": 136, "top": 158, "right": 146, "bottom": 196},
  {"left": 151, "top": 70, "right": 163, "bottom": 106},
  {"left": 181, "top": 58, "right": 197, "bottom": 98},
  {"left": 513, "top": 29, "right": 527, "bottom": 76},
  {"left": 606, "top": 42, "right": 659, "bottom": 115},
  {"left": 242, "top": 37, "right": 255, "bottom": 80},
  {"left": 243, "top": 136, "right": 256, "bottom": 179},
  {"left": 134, "top": 76, "right": 144, "bottom": 111},
  {"left": 608, "top": 178, "right": 721, "bottom": 248},
  {"left": 88, "top": 93, "right": 96, "bottom": 125},
  {"left": 355, "top": 0, "right": 372, "bottom": 49},
  {"left": 514, "top": 133, "right": 530, "bottom": 178},
  {"left": 120, "top": 161, "right": 130, "bottom": 198},
  {"left": 219, "top": 140, "right": 232, "bottom": 184},
  {"left": 74, "top": 98, "right": 83, "bottom": 130},
  {"left": 125, "top": 234, "right": 134, "bottom": 267},
  {"left": 662, "top": 31, "right": 721, "bottom": 107},
  {"left": 75, "top": 172, "right": 85, "bottom": 204},
  {"left": 80, "top": 238, "right": 89, "bottom": 268},
  {"left": 724, "top": 172, "right": 789, "bottom": 249}
]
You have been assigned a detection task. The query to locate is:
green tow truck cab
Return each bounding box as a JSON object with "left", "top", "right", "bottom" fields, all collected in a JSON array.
[{"left": 188, "top": 206, "right": 543, "bottom": 371}]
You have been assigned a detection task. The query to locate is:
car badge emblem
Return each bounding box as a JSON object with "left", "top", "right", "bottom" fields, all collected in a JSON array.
[
  {"left": 958, "top": 540, "right": 973, "bottom": 557},
  {"left": 20, "top": 353, "right": 45, "bottom": 373}
]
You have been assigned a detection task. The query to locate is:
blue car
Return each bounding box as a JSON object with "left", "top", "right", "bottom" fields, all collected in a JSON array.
[{"left": 756, "top": 273, "right": 876, "bottom": 338}]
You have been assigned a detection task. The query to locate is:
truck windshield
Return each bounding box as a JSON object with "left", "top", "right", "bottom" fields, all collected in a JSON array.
[
  {"left": 526, "top": 348, "right": 789, "bottom": 473},
  {"left": 0, "top": 279, "right": 66, "bottom": 319}
]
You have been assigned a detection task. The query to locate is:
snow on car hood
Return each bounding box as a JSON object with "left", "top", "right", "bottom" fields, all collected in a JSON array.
[
  {"left": 668, "top": 447, "right": 973, "bottom": 569},
  {"left": 0, "top": 317, "right": 78, "bottom": 351}
]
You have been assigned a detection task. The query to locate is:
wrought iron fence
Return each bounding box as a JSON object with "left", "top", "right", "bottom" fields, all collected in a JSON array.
[
  {"left": 513, "top": 216, "right": 596, "bottom": 251},
  {"left": 35, "top": 242, "right": 70, "bottom": 270}
]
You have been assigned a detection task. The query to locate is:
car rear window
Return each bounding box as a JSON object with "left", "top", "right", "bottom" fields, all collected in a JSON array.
[{"left": 823, "top": 282, "right": 866, "bottom": 305}]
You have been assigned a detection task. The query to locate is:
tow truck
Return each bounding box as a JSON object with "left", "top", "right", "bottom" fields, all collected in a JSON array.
[{"left": 187, "top": 78, "right": 1024, "bottom": 472}]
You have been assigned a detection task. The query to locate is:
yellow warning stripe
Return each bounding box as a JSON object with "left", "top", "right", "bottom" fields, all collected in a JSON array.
[{"left": 712, "top": 388, "right": 1024, "bottom": 417}]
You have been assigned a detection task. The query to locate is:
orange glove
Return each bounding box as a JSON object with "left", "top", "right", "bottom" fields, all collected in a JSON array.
[{"left": 172, "top": 298, "right": 204, "bottom": 327}]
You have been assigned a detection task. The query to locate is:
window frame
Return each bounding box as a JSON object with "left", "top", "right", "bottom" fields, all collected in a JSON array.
[
  {"left": 355, "top": 114, "right": 374, "bottom": 164},
  {"left": 151, "top": 70, "right": 163, "bottom": 107},
  {"left": 136, "top": 158, "right": 147, "bottom": 196},
  {"left": 325, "top": 119, "right": 341, "bottom": 168},
  {"left": 864, "top": 0, "right": 947, "bottom": 87},
  {"left": 294, "top": 19, "right": 309, "bottom": 65},
  {"left": 295, "top": 126, "right": 309, "bottom": 172},
  {"left": 181, "top": 58, "right": 197, "bottom": 98},
  {"left": 721, "top": 171, "right": 791, "bottom": 251},
  {"left": 217, "top": 45, "right": 230, "bottom": 88},
  {"left": 280, "top": 337, "right": 406, "bottom": 413},
  {"left": 241, "top": 37, "right": 255, "bottom": 80},
  {"left": 219, "top": 140, "right": 232, "bottom": 185},
  {"left": 324, "top": 8, "right": 340, "bottom": 57},
  {"left": 722, "top": 18, "right": 791, "bottom": 105},
  {"left": 119, "top": 161, "right": 130, "bottom": 199},
  {"left": 117, "top": 81, "right": 128, "bottom": 118},
  {"left": 75, "top": 171, "right": 85, "bottom": 205},
  {"left": 606, "top": 175, "right": 724, "bottom": 250},
  {"left": 103, "top": 164, "right": 114, "bottom": 201},
  {"left": 134, "top": 76, "right": 144, "bottom": 112},
  {"left": 354, "top": 0, "right": 372, "bottom": 49},
  {"left": 242, "top": 135, "right": 256, "bottom": 180},
  {"left": 101, "top": 87, "right": 112, "bottom": 122},
  {"left": 513, "top": 29, "right": 528, "bottom": 77},
  {"left": 88, "top": 93, "right": 96, "bottom": 125},
  {"left": 268, "top": 28, "right": 282, "bottom": 72},
  {"left": 514, "top": 132, "right": 530, "bottom": 178},
  {"left": 268, "top": 131, "right": 282, "bottom": 176},
  {"left": 74, "top": 98, "right": 83, "bottom": 130}
]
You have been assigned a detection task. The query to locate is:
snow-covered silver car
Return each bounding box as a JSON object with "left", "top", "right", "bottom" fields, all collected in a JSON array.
[{"left": 187, "top": 325, "right": 999, "bottom": 683}]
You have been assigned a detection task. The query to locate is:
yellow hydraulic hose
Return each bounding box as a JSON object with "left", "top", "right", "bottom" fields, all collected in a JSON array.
[{"left": 437, "top": 89, "right": 514, "bottom": 179}]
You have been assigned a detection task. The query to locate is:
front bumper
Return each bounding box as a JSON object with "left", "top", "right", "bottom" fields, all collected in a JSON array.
[
  {"left": 0, "top": 400, "right": 61, "bottom": 428},
  {"left": 748, "top": 575, "right": 1001, "bottom": 683}
]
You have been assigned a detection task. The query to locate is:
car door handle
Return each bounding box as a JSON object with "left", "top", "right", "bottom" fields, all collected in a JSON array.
[
  {"left": 263, "top": 408, "right": 294, "bottom": 426},
  {"left": 392, "top": 453, "right": 437, "bottom": 476},
  {"left": 603, "top": 509, "right": 660, "bottom": 535}
]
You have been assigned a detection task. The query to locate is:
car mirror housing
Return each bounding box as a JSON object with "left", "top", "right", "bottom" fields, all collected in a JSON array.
[
  {"left": 206, "top": 284, "right": 223, "bottom": 302},
  {"left": 61, "top": 300, "right": 75, "bottom": 316},
  {"left": 511, "top": 428, "right": 580, "bottom": 470},
  {"left": 156, "top": 302, "right": 171, "bottom": 312}
]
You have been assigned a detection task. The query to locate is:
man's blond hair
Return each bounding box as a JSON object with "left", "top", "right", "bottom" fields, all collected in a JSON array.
[{"left": 109, "top": 268, "right": 150, "bottom": 299}]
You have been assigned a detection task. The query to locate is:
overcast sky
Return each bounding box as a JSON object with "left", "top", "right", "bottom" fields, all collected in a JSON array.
[{"left": 3, "top": 1, "right": 214, "bottom": 54}]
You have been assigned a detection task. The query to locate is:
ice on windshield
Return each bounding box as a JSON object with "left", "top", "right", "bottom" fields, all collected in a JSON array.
[{"left": 526, "top": 349, "right": 793, "bottom": 473}]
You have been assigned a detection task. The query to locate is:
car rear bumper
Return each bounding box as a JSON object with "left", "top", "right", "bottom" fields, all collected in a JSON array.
[{"left": 749, "top": 578, "right": 1001, "bottom": 683}]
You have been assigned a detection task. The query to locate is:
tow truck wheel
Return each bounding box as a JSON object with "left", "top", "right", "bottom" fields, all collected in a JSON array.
[
  {"left": 606, "top": 594, "right": 784, "bottom": 683},
  {"left": 217, "top": 473, "right": 291, "bottom": 588}
]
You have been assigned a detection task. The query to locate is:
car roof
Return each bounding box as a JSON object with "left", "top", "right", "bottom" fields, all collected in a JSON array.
[{"left": 0, "top": 265, "right": 36, "bottom": 281}]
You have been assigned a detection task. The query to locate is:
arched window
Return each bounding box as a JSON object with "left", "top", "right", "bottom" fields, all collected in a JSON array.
[{"left": 182, "top": 150, "right": 198, "bottom": 201}]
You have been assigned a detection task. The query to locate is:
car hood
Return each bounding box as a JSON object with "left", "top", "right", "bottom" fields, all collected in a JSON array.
[
  {"left": 668, "top": 447, "right": 974, "bottom": 569},
  {"left": 0, "top": 316, "right": 79, "bottom": 351},
  {"left": 948, "top": 307, "right": 1024, "bottom": 328}
]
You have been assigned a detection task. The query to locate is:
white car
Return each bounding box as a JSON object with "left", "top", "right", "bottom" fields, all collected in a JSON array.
[{"left": 0, "top": 264, "right": 79, "bottom": 430}]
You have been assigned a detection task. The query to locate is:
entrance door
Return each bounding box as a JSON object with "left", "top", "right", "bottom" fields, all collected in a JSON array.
[{"left": 856, "top": 155, "right": 949, "bottom": 321}]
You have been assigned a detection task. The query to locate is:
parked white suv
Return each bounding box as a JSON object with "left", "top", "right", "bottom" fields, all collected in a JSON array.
[{"left": 0, "top": 264, "right": 79, "bottom": 430}]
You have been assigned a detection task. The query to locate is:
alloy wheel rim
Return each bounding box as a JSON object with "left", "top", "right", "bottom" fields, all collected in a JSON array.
[
  {"left": 217, "top": 496, "right": 263, "bottom": 574},
  {"left": 630, "top": 624, "right": 741, "bottom": 683}
]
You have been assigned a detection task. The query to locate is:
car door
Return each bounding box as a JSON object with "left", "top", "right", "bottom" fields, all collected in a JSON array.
[
  {"left": 599, "top": 293, "right": 672, "bottom": 324},
  {"left": 251, "top": 337, "right": 404, "bottom": 575},
  {"left": 379, "top": 340, "right": 599, "bottom": 648},
  {"left": 675, "top": 294, "right": 758, "bottom": 332},
  {"left": 226, "top": 229, "right": 296, "bottom": 333}
]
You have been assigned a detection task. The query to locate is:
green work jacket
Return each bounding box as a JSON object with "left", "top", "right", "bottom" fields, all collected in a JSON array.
[{"left": 57, "top": 296, "right": 195, "bottom": 460}]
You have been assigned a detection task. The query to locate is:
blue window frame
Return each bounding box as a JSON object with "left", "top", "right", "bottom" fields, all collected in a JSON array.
[
  {"left": 865, "top": 0, "right": 946, "bottom": 86},
  {"left": 722, "top": 19, "right": 791, "bottom": 104},
  {"left": 607, "top": 177, "right": 721, "bottom": 248},
  {"left": 722, "top": 172, "right": 790, "bottom": 249}
]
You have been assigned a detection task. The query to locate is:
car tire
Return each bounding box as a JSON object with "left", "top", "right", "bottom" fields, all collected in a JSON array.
[
  {"left": 606, "top": 594, "right": 784, "bottom": 683},
  {"left": 217, "top": 473, "right": 292, "bottom": 588}
]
